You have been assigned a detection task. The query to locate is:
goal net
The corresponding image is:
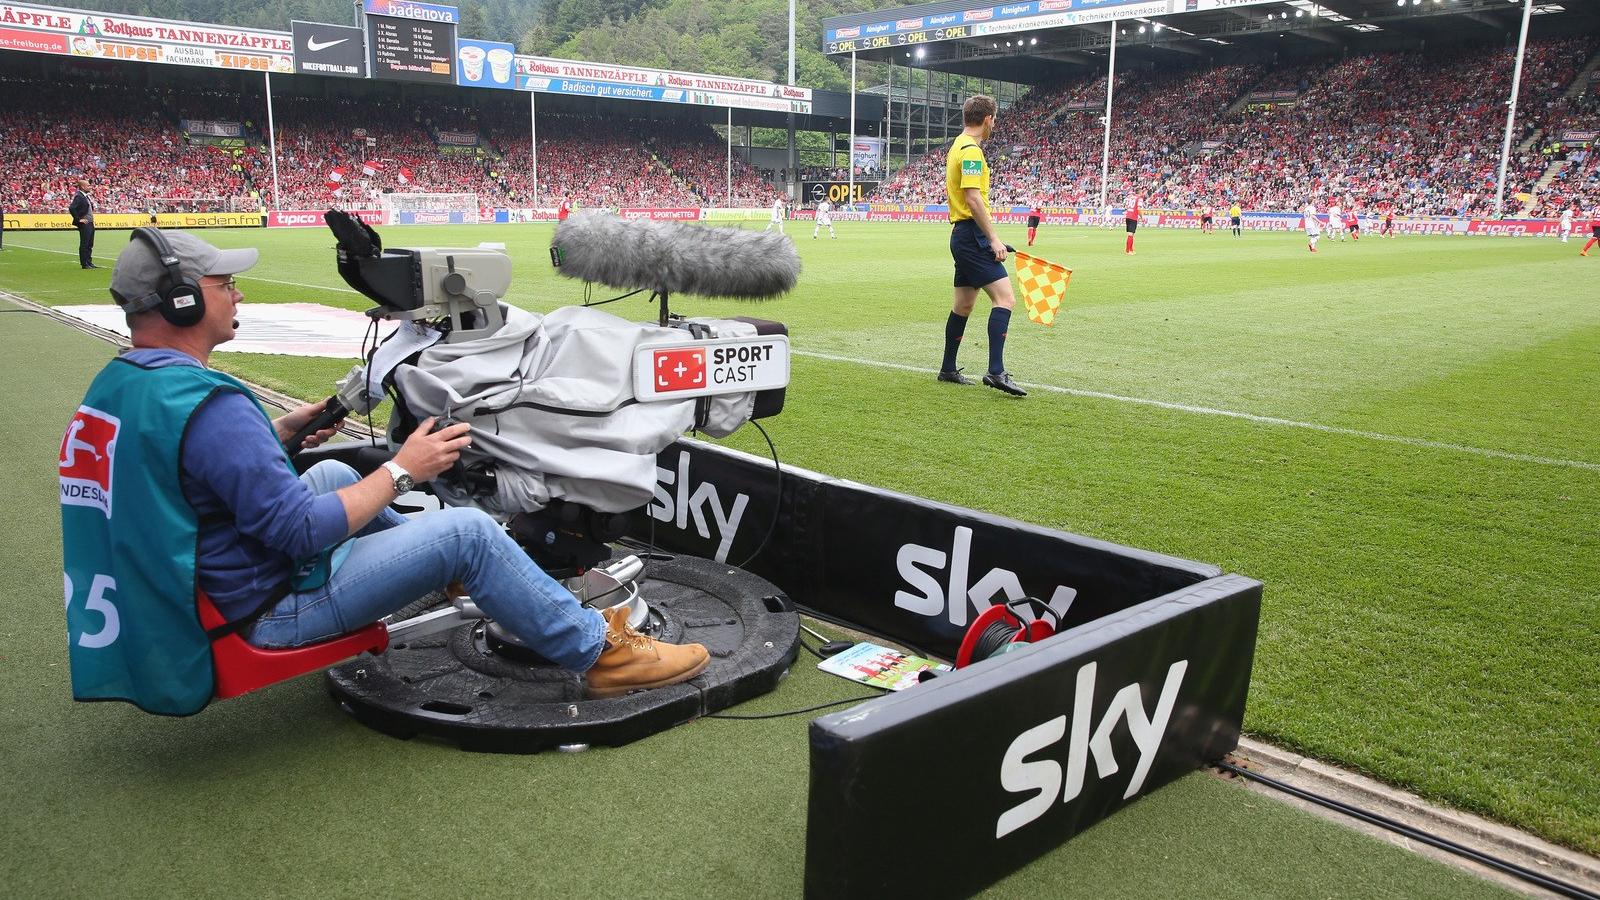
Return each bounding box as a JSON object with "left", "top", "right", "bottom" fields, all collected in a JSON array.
[{"left": 380, "top": 192, "right": 482, "bottom": 224}]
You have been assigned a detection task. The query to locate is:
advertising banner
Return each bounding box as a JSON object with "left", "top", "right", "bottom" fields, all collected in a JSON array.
[
  {"left": 851, "top": 137, "right": 885, "bottom": 173},
  {"left": 367, "top": 11, "right": 454, "bottom": 84},
  {"left": 6, "top": 212, "right": 261, "bottom": 230},
  {"left": 291, "top": 21, "right": 366, "bottom": 78},
  {"left": 505, "top": 208, "right": 561, "bottom": 222},
  {"left": 803, "top": 181, "right": 878, "bottom": 205},
  {"left": 1557, "top": 129, "right": 1597, "bottom": 145},
  {"left": 515, "top": 55, "right": 812, "bottom": 114},
  {"left": 821, "top": 0, "right": 1239, "bottom": 53},
  {"left": 434, "top": 129, "right": 479, "bottom": 146},
  {"left": 633, "top": 439, "right": 1260, "bottom": 898},
  {"left": 396, "top": 210, "right": 473, "bottom": 224},
  {"left": 1465, "top": 218, "right": 1562, "bottom": 236},
  {"left": 180, "top": 119, "right": 243, "bottom": 138},
  {"left": 618, "top": 207, "right": 701, "bottom": 221},
  {"left": 0, "top": 3, "right": 292, "bottom": 72},
  {"left": 638, "top": 440, "right": 1221, "bottom": 658},
  {"left": 701, "top": 208, "right": 773, "bottom": 222},
  {"left": 455, "top": 36, "right": 515, "bottom": 89},
  {"left": 363, "top": 0, "right": 459, "bottom": 23},
  {"left": 268, "top": 209, "right": 386, "bottom": 228},
  {"left": 806, "top": 575, "right": 1261, "bottom": 898}
]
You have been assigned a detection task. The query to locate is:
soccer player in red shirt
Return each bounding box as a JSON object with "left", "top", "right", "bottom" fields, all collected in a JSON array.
[
  {"left": 1582, "top": 207, "right": 1600, "bottom": 257},
  {"left": 1343, "top": 200, "right": 1360, "bottom": 242},
  {"left": 1026, "top": 203, "right": 1042, "bottom": 246},
  {"left": 558, "top": 198, "right": 571, "bottom": 221},
  {"left": 1124, "top": 194, "right": 1143, "bottom": 254},
  {"left": 1380, "top": 202, "right": 1396, "bottom": 238}
]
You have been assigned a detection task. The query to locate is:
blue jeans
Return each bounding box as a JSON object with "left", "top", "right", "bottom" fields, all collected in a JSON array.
[{"left": 247, "top": 460, "right": 606, "bottom": 672}]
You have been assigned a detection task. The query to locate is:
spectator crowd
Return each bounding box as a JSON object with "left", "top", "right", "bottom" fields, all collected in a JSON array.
[{"left": 2, "top": 35, "right": 1595, "bottom": 219}]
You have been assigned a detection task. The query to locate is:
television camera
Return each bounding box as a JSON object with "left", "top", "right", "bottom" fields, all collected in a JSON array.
[{"left": 285, "top": 210, "right": 803, "bottom": 750}]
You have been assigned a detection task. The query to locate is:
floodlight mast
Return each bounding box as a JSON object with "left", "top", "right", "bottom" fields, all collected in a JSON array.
[
  {"left": 1098, "top": 23, "right": 1118, "bottom": 211},
  {"left": 1493, "top": 0, "right": 1534, "bottom": 218}
]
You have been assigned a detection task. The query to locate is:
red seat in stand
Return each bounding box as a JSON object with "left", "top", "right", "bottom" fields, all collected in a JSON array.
[{"left": 197, "top": 592, "right": 389, "bottom": 700}]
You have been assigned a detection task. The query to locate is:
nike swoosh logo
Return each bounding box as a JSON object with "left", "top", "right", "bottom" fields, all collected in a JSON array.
[{"left": 307, "top": 37, "right": 348, "bottom": 51}]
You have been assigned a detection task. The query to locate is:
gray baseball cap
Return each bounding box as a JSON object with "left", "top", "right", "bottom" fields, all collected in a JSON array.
[{"left": 109, "top": 230, "right": 258, "bottom": 313}]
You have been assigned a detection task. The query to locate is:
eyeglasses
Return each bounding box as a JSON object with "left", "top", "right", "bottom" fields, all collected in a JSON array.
[{"left": 209, "top": 278, "right": 240, "bottom": 294}]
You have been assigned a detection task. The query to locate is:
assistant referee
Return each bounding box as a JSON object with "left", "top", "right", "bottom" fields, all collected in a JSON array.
[{"left": 936, "top": 95, "right": 1025, "bottom": 397}]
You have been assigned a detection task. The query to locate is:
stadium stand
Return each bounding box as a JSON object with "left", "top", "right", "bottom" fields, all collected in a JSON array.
[
  {"left": 3, "top": 35, "right": 1595, "bottom": 217},
  {"left": 0, "top": 77, "right": 265, "bottom": 214},
  {"left": 875, "top": 35, "right": 1600, "bottom": 216}
]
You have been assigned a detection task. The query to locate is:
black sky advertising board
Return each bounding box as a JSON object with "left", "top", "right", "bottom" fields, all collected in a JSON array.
[
  {"left": 366, "top": 13, "right": 454, "bottom": 84},
  {"left": 292, "top": 21, "right": 367, "bottom": 78}
]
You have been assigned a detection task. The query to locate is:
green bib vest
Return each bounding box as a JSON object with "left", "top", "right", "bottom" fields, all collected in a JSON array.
[{"left": 61, "top": 358, "right": 304, "bottom": 715}]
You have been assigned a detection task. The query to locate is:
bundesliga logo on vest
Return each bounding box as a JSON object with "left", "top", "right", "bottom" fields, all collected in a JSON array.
[{"left": 60, "top": 407, "right": 120, "bottom": 516}]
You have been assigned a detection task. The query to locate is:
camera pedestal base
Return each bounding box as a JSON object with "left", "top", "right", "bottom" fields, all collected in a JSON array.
[{"left": 325, "top": 554, "right": 798, "bottom": 753}]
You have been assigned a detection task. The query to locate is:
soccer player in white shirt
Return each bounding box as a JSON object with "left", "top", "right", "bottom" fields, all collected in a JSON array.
[
  {"left": 765, "top": 197, "right": 786, "bottom": 234},
  {"left": 1303, "top": 200, "right": 1322, "bottom": 253},
  {"left": 813, "top": 199, "right": 836, "bottom": 239},
  {"left": 1559, "top": 206, "right": 1573, "bottom": 243},
  {"left": 1326, "top": 201, "right": 1346, "bottom": 242}
]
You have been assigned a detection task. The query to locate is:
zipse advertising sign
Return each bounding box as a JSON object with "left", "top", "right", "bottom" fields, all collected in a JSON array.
[{"left": 0, "top": 3, "right": 292, "bottom": 72}]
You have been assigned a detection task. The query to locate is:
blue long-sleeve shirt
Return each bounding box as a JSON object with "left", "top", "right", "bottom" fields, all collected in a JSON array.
[{"left": 123, "top": 349, "right": 348, "bottom": 622}]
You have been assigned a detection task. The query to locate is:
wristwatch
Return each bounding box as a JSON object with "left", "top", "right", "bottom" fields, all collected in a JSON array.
[{"left": 381, "top": 461, "right": 415, "bottom": 495}]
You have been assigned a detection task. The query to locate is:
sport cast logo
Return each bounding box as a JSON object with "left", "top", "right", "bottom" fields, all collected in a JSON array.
[
  {"left": 60, "top": 406, "right": 120, "bottom": 516},
  {"left": 652, "top": 348, "right": 707, "bottom": 392}
]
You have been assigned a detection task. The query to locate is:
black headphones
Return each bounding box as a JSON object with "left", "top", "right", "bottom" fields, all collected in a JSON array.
[{"left": 129, "top": 227, "right": 206, "bottom": 328}]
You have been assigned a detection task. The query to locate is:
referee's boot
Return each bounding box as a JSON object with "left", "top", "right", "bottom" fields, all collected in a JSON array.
[
  {"left": 937, "top": 367, "right": 975, "bottom": 386},
  {"left": 983, "top": 371, "right": 1027, "bottom": 397}
]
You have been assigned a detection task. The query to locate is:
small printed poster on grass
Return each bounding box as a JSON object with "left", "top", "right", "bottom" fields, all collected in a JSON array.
[{"left": 817, "top": 642, "right": 951, "bottom": 691}]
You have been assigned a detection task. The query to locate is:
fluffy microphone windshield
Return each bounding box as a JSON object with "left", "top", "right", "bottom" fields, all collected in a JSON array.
[{"left": 553, "top": 210, "right": 800, "bottom": 300}]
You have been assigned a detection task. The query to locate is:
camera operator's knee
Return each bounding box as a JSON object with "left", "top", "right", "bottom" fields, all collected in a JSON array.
[
  {"left": 428, "top": 506, "right": 514, "bottom": 562},
  {"left": 300, "top": 459, "right": 362, "bottom": 495}
]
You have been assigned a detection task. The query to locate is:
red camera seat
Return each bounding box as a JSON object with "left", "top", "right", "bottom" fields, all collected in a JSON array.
[{"left": 197, "top": 592, "right": 389, "bottom": 699}]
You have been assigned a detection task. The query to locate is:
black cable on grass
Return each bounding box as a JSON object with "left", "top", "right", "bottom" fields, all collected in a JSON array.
[
  {"left": 790, "top": 601, "right": 938, "bottom": 663},
  {"left": 705, "top": 693, "right": 883, "bottom": 720},
  {"left": 1215, "top": 761, "right": 1600, "bottom": 900},
  {"left": 731, "top": 418, "right": 782, "bottom": 571}
]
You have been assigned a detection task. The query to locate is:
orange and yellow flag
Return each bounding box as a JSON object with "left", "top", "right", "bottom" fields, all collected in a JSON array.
[{"left": 1012, "top": 252, "right": 1072, "bottom": 326}]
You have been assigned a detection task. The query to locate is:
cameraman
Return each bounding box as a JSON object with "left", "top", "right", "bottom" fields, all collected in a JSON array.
[{"left": 68, "top": 231, "right": 707, "bottom": 701}]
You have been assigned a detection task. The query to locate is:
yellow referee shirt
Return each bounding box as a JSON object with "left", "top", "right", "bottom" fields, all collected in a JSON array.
[
  {"left": 946, "top": 133, "right": 988, "bottom": 223},
  {"left": 1229, "top": 203, "right": 1242, "bottom": 218}
]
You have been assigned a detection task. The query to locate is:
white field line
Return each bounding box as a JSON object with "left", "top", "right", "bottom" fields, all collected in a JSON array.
[
  {"left": 4, "top": 242, "right": 362, "bottom": 294},
  {"left": 796, "top": 350, "right": 1600, "bottom": 474},
  {"left": 10, "top": 241, "right": 1594, "bottom": 474}
]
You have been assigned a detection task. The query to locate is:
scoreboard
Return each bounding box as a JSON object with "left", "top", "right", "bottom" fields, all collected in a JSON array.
[
  {"left": 367, "top": 14, "right": 455, "bottom": 84},
  {"left": 826, "top": 25, "right": 973, "bottom": 54}
]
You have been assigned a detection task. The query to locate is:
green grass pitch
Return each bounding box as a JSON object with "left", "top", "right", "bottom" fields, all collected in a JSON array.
[{"left": 3, "top": 220, "right": 1597, "bottom": 856}]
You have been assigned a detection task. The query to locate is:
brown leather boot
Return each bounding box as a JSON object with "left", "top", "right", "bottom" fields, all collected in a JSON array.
[{"left": 585, "top": 606, "right": 710, "bottom": 698}]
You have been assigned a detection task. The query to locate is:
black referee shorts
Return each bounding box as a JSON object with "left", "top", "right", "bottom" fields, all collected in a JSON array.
[{"left": 950, "top": 219, "right": 1008, "bottom": 289}]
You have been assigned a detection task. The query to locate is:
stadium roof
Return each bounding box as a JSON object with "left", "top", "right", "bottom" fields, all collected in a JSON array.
[{"left": 822, "top": 0, "right": 1600, "bottom": 83}]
